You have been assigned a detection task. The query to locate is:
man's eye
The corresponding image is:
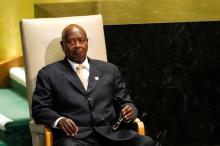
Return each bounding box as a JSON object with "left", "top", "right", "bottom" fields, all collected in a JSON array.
[
  {"left": 68, "top": 40, "right": 76, "bottom": 43},
  {"left": 79, "top": 39, "right": 84, "bottom": 43}
]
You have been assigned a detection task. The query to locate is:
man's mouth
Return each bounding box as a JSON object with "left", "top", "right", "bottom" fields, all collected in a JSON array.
[{"left": 72, "top": 50, "right": 83, "bottom": 55}]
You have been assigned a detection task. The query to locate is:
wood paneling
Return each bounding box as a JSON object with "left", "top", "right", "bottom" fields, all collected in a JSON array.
[{"left": 0, "top": 56, "right": 24, "bottom": 88}]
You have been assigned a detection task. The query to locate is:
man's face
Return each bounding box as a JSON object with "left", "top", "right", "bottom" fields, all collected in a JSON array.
[{"left": 61, "top": 27, "right": 88, "bottom": 64}]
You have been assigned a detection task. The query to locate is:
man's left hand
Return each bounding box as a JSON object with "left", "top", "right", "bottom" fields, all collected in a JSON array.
[{"left": 121, "top": 105, "right": 134, "bottom": 122}]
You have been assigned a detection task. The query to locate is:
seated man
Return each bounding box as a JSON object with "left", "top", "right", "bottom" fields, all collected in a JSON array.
[{"left": 32, "top": 24, "right": 154, "bottom": 146}]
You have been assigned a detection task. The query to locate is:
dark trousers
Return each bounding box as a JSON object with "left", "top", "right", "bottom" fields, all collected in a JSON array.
[{"left": 54, "top": 131, "right": 155, "bottom": 146}]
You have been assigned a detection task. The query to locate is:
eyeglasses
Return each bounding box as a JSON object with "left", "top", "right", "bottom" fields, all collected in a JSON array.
[{"left": 112, "top": 114, "right": 124, "bottom": 130}]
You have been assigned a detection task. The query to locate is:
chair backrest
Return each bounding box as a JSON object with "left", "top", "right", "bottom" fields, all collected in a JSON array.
[{"left": 20, "top": 15, "right": 107, "bottom": 114}]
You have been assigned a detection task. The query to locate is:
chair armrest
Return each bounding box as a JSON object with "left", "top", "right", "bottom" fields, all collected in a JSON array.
[
  {"left": 29, "top": 120, "right": 53, "bottom": 146},
  {"left": 134, "top": 118, "right": 145, "bottom": 135},
  {"left": 45, "top": 127, "right": 53, "bottom": 146},
  {"left": 29, "top": 120, "right": 45, "bottom": 133}
]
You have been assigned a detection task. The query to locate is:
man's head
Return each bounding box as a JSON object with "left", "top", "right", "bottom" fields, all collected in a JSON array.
[{"left": 60, "top": 24, "right": 88, "bottom": 64}]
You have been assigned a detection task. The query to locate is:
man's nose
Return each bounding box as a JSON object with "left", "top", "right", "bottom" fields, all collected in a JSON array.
[
  {"left": 70, "top": 41, "right": 80, "bottom": 48},
  {"left": 76, "top": 40, "right": 80, "bottom": 46}
]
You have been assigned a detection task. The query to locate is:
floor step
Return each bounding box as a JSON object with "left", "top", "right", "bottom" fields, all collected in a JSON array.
[{"left": 9, "top": 67, "right": 27, "bottom": 97}]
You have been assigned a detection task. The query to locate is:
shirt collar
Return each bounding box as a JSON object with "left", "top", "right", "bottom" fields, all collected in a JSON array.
[{"left": 67, "top": 57, "right": 90, "bottom": 71}]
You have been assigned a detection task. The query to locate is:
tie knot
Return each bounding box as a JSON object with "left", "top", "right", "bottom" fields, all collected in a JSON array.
[
  {"left": 76, "top": 64, "right": 84, "bottom": 70},
  {"left": 76, "top": 64, "right": 86, "bottom": 75}
]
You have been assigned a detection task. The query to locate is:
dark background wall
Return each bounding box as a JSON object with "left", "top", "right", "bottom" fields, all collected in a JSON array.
[{"left": 104, "top": 22, "right": 220, "bottom": 146}]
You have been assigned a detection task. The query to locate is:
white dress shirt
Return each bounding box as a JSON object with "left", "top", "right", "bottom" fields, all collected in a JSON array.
[{"left": 52, "top": 57, "right": 90, "bottom": 128}]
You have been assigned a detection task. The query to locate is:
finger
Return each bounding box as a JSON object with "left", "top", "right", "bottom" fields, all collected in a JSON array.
[
  {"left": 124, "top": 111, "right": 134, "bottom": 120},
  {"left": 123, "top": 111, "right": 133, "bottom": 120},
  {"left": 58, "top": 118, "right": 76, "bottom": 136},
  {"left": 122, "top": 106, "right": 132, "bottom": 116},
  {"left": 68, "top": 120, "right": 79, "bottom": 134},
  {"left": 66, "top": 119, "right": 80, "bottom": 136},
  {"left": 65, "top": 120, "right": 76, "bottom": 135},
  {"left": 125, "top": 107, "right": 133, "bottom": 115},
  {"left": 122, "top": 105, "right": 130, "bottom": 111},
  {"left": 121, "top": 106, "right": 129, "bottom": 115},
  {"left": 123, "top": 107, "right": 134, "bottom": 119},
  {"left": 63, "top": 122, "right": 74, "bottom": 135},
  {"left": 60, "top": 124, "right": 71, "bottom": 136}
]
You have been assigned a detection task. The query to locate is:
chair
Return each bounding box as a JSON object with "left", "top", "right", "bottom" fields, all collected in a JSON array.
[{"left": 20, "top": 14, "right": 145, "bottom": 146}]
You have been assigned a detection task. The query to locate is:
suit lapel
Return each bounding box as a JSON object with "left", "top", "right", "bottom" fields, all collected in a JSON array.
[
  {"left": 59, "top": 59, "right": 87, "bottom": 95},
  {"left": 87, "top": 59, "right": 102, "bottom": 94}
]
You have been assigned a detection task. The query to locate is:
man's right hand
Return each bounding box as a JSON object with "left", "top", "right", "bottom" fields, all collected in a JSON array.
[{"left": 57, "top": 117, "right": 79, "bottom": 136}]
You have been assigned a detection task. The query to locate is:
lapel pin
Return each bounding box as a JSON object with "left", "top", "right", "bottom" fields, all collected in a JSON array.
[{"left": 94, "top": 76, "right": 99, "bottom": 80}]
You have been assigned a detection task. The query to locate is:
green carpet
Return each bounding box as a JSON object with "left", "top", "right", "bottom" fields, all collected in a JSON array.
[
  {"left": 0, "top": 140, "right": 6, "bottom": 146},
  {"left": 10, "top": 79, "right": 27, "bottom": 97},
  {"left": 0, "top": 89, "right": 29, "bottom": 121},
  {"left": 0, "top": 89, "right": 31, "bottom": 146}
]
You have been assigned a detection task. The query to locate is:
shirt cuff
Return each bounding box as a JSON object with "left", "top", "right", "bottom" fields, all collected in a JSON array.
[{"left": 52, "top": 117, "right": 65, "bottom": 128}]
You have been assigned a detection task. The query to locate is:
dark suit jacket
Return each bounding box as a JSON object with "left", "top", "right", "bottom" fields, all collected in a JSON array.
[{"left": 32, "top": 58, "right": 138, "bottom": 141}]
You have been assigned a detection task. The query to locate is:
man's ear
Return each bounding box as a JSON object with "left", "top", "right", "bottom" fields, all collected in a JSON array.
[{"left": 60, "top": 41, "right": 64, "bottom": 49}]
